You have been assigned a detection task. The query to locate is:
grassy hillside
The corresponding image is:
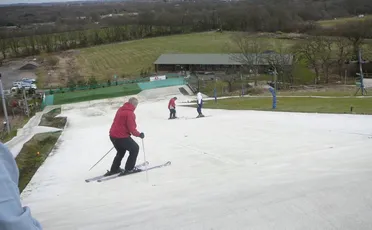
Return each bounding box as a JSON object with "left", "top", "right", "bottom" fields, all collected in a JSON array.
[
  {"left": 318, "top": 15, "right": 372, "bottom": 27},
  {"left": 76, "top": 32, "right": 301, "bottom": 80}
]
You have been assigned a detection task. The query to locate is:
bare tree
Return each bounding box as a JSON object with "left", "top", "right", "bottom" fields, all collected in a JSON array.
[
  {"left": 265, "top": 40, "right": 295, "bottom": 85},
  {"left": 230, "top": 32, "right": 269, "bottom": 78},
  {"left": 294, "top": 35, "right": 335, "bottom": 84},
  {"left": 361, "top": 43, "right": 372, "bottom": 60},
  {"left": 226, "top": 32, "right": 273, "bottom": 89},
  {"left": 333, "top": 37, "right": 353, "bottom": 80},
  {"left": 0, "top": 39, "right": 7, "bottom": 59},
  {"left": 216, "top": 68, "right": 238, "bottom": 93},
  {"left": 317, "top": 36, "right": 333, "bottom": 83},
  {"left": 331, "top": 19, "right": 372, "bottom": 59},
  {"left": 293, "top": 36, "right": 324, "bottom": 84}
]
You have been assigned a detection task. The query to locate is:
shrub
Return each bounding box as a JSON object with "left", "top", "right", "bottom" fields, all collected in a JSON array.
[{"left": 46, "top": 56, "right": 59, "bottom": 66}]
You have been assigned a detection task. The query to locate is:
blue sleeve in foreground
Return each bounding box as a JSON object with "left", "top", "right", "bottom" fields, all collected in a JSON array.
[{"left": 0, "top": 143, "right": 43, "bottom": 230}]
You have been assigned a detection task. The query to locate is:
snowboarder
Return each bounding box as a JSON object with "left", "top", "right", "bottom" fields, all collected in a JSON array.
[
  {"left": 196, "top": 92, "right": 204, "bottom": 118},
  {"left": 0, "top": 143, "right": 43, "bottom": 230},
  {"left": 168, "top": 97, "right": 177, "bottom": 119},
  {"left": 106, "top": 97, "right": 145, "bottom": 176}
]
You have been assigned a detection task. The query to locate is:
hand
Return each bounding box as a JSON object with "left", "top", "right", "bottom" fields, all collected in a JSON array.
[{"left": 139, "top": 132, "right": 145, "bottom": 139}]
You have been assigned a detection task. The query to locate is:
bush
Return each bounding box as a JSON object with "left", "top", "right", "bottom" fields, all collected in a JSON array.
[
  {"left": 46, "top": 56, "right": 59, "bottom": 66},
  {"left": 77, "top": 80, "right": 86, "bottom": 87},
  {"left": 88, "top": 76, "right": 98, "bottom": 89},
  {"left": 67, "top": 78, "right": 76, "bottom": 92},
  {"left": 246, "top": 87, "right": 265, "bottom": 95}
]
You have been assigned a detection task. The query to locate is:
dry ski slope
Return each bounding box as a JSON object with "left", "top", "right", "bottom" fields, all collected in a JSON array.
[{"left": 20, "top": 85, "right": 372, "bottom": 230}]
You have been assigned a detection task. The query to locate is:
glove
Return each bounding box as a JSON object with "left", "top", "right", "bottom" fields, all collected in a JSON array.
[{"left": 139, "top": 132, "right": 145, "bottom": 139}]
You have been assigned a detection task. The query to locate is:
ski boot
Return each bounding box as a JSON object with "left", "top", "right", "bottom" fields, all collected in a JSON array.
[
  {"left": 103, "top": 167, "right": 125, "bottom": 177},
  {"left": 119, "top": 166, "right": 143, "bottom": 176}
]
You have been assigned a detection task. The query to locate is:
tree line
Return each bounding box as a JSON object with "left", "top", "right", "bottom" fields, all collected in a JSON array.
[
  {"left": 0, "top": 25, "right": 188, "bottom": 59},
  {"left": 1, "top": 0, "right": 372, "bottom": 37},
  {"left": 224, "top": 19, "right": 372, "bottom": 89},
  {"left": 1, "top": 10, "right": 371, "bottom": 61}
]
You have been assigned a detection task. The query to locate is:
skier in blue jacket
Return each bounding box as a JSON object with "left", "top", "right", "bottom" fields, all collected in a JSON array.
[{"left": 0, "top": 142, "right": 43, "bottom": 230}]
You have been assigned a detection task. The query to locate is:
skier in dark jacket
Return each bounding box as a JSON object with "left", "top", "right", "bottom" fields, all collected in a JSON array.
[{"left": 106, "top": 97, "right": 145, "bottom": 176}]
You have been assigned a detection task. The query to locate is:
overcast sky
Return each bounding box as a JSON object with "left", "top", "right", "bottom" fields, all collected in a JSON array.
[{"left": 1, "top": 0, "right": 81, "bottom": 4}]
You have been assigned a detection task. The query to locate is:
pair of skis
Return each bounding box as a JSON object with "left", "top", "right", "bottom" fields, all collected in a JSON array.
[
  {"left": 168, "top": 115, "right": 211, "bottom": 120},
  {"left": 85, "top": 161, "right": 171, "bottom": 183},
  {"left": 186, "top": 115, "right": 211, "bottom": 120}
]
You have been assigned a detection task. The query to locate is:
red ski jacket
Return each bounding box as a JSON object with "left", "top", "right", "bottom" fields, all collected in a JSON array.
[
  {"left": 109, "top": 102, "right": 141, "bottom": 138},
  {"left": 168, "top": 98, "right": 176, "bottom": 109}
]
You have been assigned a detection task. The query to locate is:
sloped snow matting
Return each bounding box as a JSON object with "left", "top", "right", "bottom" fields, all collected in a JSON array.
[{"left": 20, "top": 88, "right": 372, "bottom": 230}]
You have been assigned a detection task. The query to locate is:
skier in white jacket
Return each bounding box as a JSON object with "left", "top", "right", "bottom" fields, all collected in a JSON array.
[{"left": 196, "top": 92, "right": 204, "bottom": 118}]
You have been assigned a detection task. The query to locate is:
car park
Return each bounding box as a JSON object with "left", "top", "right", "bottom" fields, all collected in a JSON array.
[{"left": 11, "top": 79, "right": 37, "bottom": 95}]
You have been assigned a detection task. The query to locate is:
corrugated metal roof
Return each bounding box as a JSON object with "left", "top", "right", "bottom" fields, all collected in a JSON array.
[{"left": 153, "top": 53, "right": 293, "bottom": 65}]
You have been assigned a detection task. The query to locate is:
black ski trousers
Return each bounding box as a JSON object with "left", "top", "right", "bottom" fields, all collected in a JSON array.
[
  {"left": 169, "top": 109, "right": 176, "bottom": 118},
  {"left": 109, "top": 136, "right": 139, "bottom": 172}
]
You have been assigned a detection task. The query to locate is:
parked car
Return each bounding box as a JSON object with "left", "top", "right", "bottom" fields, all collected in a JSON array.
[
  {"left": 22, "top": 78, "right": 37, "bottom": 84},
  {"left": 11, "top": 80, "right": 37, "bottom": 95},
  {"left": 12, "top": 81, "right": 22, "bottom": 88}
]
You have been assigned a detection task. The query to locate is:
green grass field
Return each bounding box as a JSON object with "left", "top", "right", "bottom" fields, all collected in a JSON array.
[
  {"left": 318, "top": 15, "right": 372, "bottom": 27},
  {"left": 53, "top": 83, "right": 141, "bottom": 105},
  {"left": 192, "top": 97, "right": 372, "bottom": 114},
  {"left": 77, "top": 32, "right": 306, "bottom": 80},
  {"left": 277, "top": 87, "right": 358, "bottom": 97}
]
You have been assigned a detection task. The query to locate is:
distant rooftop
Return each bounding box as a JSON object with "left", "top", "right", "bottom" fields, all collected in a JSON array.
[{"left": 153, "top": 53, "right": 293, "bottom": 65}]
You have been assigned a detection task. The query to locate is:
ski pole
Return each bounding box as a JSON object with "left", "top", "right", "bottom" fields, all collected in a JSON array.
[
  {"left": 89, "top": 146, "right": 114, "bottom": 171},
  {"left": 141, "top": 139, "right": 149, "bottom": 181}
]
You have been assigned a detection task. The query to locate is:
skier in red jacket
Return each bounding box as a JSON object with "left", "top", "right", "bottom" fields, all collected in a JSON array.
[
  {"left": 168, "top": 97, "right": 177, "bottom": 119},
  {"left": 106, "top": 97, "right": 145, "bottom": 176}
]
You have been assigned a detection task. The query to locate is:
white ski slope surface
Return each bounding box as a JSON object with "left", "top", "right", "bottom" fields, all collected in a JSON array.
[{"left": 20, "top": 87, "right": 372, "bottom": 230}]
